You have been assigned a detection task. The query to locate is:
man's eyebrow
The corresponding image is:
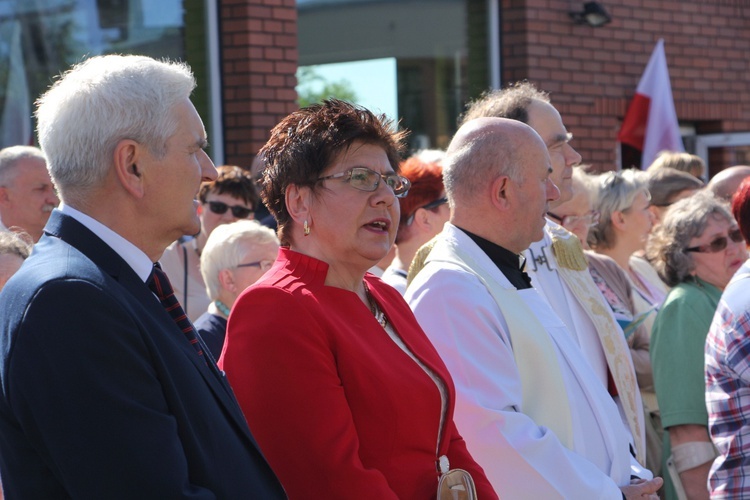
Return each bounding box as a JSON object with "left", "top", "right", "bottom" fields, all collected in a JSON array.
[
  {"left": 196, "top": 137, "right": 209, "bottom": 149},
  {"left": 547, "top": 133, "right": 573, "bottom": 146}
]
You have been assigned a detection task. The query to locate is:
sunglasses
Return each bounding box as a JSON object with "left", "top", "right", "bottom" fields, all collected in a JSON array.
[
  {"left": 405, "top": 197, "right": 449, "bottom": 225},
  {"left": 318, "top": 166, "right": 411, "bottom": 198},
  {"left": 684, "top": 228, "right": 744, "bottom": 254},
  {"left": 206, "top": 201, "right": 254, "bottom": 219}
]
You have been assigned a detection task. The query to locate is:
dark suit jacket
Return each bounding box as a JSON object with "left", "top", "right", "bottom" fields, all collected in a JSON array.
[
  {"left": 194, "top": 312, "right": 228, "bottom": 360},
  {"left": 0, "top": 211, "right": 286, "bottom": 499}
]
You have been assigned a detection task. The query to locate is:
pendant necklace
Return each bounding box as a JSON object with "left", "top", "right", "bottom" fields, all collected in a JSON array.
[{"left": 364, "top": 282, "right": 387, "bottom": 328}]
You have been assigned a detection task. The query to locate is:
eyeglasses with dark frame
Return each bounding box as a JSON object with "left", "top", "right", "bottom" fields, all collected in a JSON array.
[
  {"left": 684, "top": 228, "right": 744, "bottom": 254},
  {"left": 236, "top": 260, "right": 274, "bottom": 271},
  {"left": 547, "top": 210, "right": 600, "bottom": 228},
  {"left": 317, "top": 166, "right": 411, "bottom": 198},
  {"left": 206, "top": 200, "right": 254, "bottom": 219},
  {"left": 405, "top": 196, "right": 449, "bottom": 225}
]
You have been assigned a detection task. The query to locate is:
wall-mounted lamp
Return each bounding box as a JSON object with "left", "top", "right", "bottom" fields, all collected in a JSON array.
[{"left": 569, "top": 2, "right": 612, "bottom": 28}]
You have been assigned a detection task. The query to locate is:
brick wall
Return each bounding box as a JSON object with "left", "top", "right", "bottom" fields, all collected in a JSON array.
[
  {"left": 501, "top": 0, "right": 750, "bottom": 172},
  {"left": 219, "top": 0, "right": 298, "bottom": 167}
]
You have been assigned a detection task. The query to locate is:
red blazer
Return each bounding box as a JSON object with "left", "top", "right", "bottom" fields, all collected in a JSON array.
[{"left": 220, "top": 248, "right": 496, "bottom": 499}]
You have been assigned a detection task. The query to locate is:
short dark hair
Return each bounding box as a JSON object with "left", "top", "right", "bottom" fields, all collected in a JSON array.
[
  {"left": 459, "top": 81, "right": 550, "bottom": 127},
  {"left": 198, "top": 165, "right": 259, "bottom": 209},
  {"left": 259, "top": 99, "right": 407, "bottom": 245}
]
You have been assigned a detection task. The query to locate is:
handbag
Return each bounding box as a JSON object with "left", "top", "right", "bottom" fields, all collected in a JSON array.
[{"left": 437, "top": 455, "right": 477, "bottom": 500}]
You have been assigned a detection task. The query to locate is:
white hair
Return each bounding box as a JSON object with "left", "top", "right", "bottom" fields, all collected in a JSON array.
[
  {"left": 0, "top": 146, "right": 46, "bottom": 184},
  {"left": 35, "top": 54, "right": 196, "bottom": 201},
  {"left": 200, "top": 220, "right": 279, "bottom": 301}
]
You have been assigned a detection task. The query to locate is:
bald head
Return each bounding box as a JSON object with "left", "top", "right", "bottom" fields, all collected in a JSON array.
[
  {"left": 444, "top": 117, "right": 558, "bottom": 252},
  {"left": 707, "top": 166, "right": 750, "bottom": 201},
  {"left": 444, "top": 117, "right": 539, "bottom": 204}
]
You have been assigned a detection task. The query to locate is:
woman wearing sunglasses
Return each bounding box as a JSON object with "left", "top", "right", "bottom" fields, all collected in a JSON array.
[
  {"left": 219, "top": 99, "right": 495, "bottom": 499},
  {"left": 159, "top": 165, "right": 258, "bottom": 321},
  {"left": 648, "top": 191, "right": 747, "bottom": 500}
]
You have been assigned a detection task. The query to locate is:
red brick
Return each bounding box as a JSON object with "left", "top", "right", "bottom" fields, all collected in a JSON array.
[
  {"left": 274, "top": 62, "right": 296, "bottom": 74},
  {"left": 264, "top": 47, "right": 284, "bottom": 60},
  {"left": 265, "top": 75, "right": 285, "bottom": 87},
  {"left": 273, "top": 34, "right": 296, "bottom": 48},
  {"left": 272, "top": 7, "right": 296, "bottom": 21},
  {"left": 263, "top": 20, "right": 283, "bottom": 34},
  {"left": 249, "top": 33, "right": 274, "bottom": 45}
]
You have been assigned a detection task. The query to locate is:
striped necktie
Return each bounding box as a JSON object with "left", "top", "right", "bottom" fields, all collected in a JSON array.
[{"left": 148, "top": 263, "right": 205, "bottom": 361}]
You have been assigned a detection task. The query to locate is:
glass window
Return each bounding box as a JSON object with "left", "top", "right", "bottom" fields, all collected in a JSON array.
[
  {"left": 297, "top": 0, "right": 489, "bottom": 151},
  {"left": 0, "top": 0, "right": 211, "bottom": 150}
]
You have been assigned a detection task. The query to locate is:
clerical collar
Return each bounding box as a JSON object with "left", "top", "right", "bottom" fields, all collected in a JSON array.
[{"left": 457, "top": 227, "right": 533, "bottom": 290}]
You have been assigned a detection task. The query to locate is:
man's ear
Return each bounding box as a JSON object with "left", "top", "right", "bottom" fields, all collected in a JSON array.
[
  {"left": 285, "top": 183, "right": 313, "bottom": 226},
  {"left": 113, "top": 139, "right": 145, "bottom": 199},
  {"left": 491, "top": 175, "right": 512, "bottom": 211}
]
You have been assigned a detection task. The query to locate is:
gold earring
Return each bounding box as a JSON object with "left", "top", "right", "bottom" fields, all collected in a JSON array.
[{"left": 304, "top": 220, "right": 310, "bottom": 236}]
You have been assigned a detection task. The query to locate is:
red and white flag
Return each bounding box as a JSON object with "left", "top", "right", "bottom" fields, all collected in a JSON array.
[{"left": 618, "top": 39, "right": 684, "bottom": 169}]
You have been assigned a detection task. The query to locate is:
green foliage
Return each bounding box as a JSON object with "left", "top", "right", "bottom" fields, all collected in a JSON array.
[{"left": 296, "top": 66, "right": 358, "bottom": 107}]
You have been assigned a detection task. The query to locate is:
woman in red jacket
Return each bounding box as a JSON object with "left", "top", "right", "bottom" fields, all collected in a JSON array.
[{"left": 219, "top": 99, "right": 496, "bottom": 499}]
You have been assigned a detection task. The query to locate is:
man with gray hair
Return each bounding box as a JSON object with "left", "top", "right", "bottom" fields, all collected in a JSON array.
[
  {"left": 0, "top": 55, "right": 284, "bottom": 498},
  {"left": 462, "top": 82, "right": 652, "bottom": 474},
  {"left": 0, "top": 145, "right": 58, "bottom": 241},
  {"left": 406, "top": 116, "right": 661, "bottom": 498}
]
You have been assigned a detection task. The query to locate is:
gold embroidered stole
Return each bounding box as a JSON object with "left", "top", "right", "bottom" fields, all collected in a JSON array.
[{"left": 549, "top": 225, "right": 646, "bottom": 466}]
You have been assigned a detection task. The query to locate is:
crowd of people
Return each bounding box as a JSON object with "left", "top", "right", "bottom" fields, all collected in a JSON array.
[{"left": 0, "top": 53, "right": 750, "bottom": 499}]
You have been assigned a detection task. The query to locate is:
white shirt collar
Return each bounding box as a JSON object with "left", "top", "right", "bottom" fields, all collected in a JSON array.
[{"left": 59, "top": 204, "right": 154, "bottom": 283}]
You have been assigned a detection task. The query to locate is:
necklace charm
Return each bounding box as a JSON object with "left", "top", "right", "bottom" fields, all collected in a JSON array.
[
  {"left": 373, "top": 307, "right": 387, "bottom": 328},
  {"left": 364, "top": 282, "right": 388, "bottom": 328}
]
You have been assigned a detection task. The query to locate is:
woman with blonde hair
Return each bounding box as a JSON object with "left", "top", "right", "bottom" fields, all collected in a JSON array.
[{"left": 589, "top": 170, "right": 664, "bottom": 342}]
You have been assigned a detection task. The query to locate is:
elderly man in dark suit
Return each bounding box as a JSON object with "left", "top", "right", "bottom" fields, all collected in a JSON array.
[{"left": 0, "top": 55, "right": 285, "bottom": 499}]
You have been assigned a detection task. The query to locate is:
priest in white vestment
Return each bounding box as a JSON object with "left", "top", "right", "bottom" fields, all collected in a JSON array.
[
  {"left": 406, "top": 117, "right": 661, "bottom": 499},
  {"left": 458, "top": 82, "right": 647, "bottom": 467}
]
